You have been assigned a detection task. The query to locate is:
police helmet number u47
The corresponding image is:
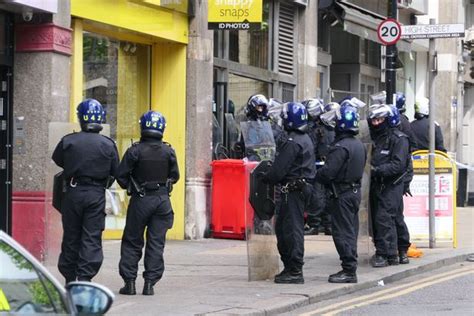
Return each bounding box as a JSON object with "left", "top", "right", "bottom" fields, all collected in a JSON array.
[
  {"left": 140, "top": 110, "right": 166, "bottom": 134},
  {"left": 77, "top": 99, "right": 106, "bottom": 124}
]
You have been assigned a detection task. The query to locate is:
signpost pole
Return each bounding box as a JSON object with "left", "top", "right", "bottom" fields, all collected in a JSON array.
[
  {"left": 385, "top": 0, "right": 398, "bottom": 105},
  {"left": 428, "top": 18, "right": 437, "bottom": 249}
]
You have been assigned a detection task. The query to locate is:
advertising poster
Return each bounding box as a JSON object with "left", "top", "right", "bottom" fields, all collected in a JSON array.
[{"left": 403, "top": 151, "right": 456, "bottom": 244}]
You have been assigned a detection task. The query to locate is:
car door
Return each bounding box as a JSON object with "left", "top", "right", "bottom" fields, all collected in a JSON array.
[{"left": 0, "top": 237, "right": 70, "bottom": 314}]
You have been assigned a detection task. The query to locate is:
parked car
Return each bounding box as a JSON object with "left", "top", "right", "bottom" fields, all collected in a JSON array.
[{"left": 0, "top": 231, "right": 114, "bottom": 315}]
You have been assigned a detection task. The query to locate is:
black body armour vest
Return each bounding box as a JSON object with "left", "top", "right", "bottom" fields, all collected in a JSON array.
[
  {"left": 132, "top": 142, "right": 170, "bottom": 184},
  {"left": 335, "top": 136, "right": 366, "bottom": 184}
]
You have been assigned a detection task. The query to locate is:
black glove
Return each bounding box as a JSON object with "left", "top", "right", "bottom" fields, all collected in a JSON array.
[
  {"left": 403, "top": 184, "right": 412, "bottom": 197},
  {"left": 166, "top": 179, "right": 174, "bottom": 196}
]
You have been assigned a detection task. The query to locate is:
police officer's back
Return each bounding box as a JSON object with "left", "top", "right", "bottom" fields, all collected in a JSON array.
[
  {"left": 263, "top": 102, "right": 315, "bottom": 284},
  {"left": 315, "top": 101, "right": 366, "bottom": 283},
  {"left": 395, "top": 92, "right": 417, "bottom": 151},
  {"left": 52, "top": 99, "right": 119, "bottom": 284},
  {"left": 117, "top": 111, "right": 179, "bottom": 296},
  {"left": 410, "top": 97, "right": 446, "bottom": 152},
  {"left": 386, "top": 105, "right": 412, "bottom": 264}
]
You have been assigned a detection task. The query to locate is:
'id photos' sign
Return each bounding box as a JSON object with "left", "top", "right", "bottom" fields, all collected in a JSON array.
[{"left": 208, "top": 0, "right": 262, "bottom": 30}]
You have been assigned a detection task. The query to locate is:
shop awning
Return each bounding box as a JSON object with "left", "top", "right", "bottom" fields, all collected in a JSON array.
[{"left": 322, "top": 1, "right": 412, "bottom": 52}]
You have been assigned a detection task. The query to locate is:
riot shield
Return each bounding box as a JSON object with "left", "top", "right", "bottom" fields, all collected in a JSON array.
[
  {"left": 249, "top": 161, "right": 275, "bottom": 222},
  {"left": 225, "top": 113, "right": 240, "bottom": 158},
  {"left": 52, "top": 171, "right": 65, "bottom": 212},
  {"left": 240, "top": 120, "right": 276, "bottom": 161},
  {"left": 245, "top": 161, "right": 279, "bottom": 281}
]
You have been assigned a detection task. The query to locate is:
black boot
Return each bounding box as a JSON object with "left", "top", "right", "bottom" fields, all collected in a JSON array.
[
  {"left": 387, "top": 255, "right": 400, "bottom": 266},
  {"left": 77, "top": 277, "right": 91, "bottom": 282},
  {"left": 65, "top": 277, "right": 76, "bottom": 286},
  {"left": 324, "top": 226, "right": 332, "bottom": 236},
  {"left": 304, "top": 226, "right": 319, "bottom": 236},
  {"left": 370, "top": 255, "right": 388, "bottom": 268},
  {"left": 142, "top": 280, "right": 154, "bottom": 295},
  {"left": 274, "top": 269, "right": 304, "bottom": 284},
  {"left": 274, "top": 268, "right": 290, "bottom": 282},
  {"left": 328, "top": 270, "right": 357, "bottom": 283},
  {"left": 119, "top": 280, "right": 136, "bottom": 295},
  {"left": 399, "top": 251, "right": 410, "bottom": 264}
]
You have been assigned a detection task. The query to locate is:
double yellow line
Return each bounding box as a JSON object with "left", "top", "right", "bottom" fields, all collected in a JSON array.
[{"left": 300, "top": 265, "right": 473, "bottom": 316}]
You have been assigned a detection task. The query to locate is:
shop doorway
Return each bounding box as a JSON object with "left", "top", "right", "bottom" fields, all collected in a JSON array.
[
  {"left": 0, "top": 65, "right": 12, "bottom": 234},
  {"left": 0, "top": 12, "right": 13, "bottom": 234}
]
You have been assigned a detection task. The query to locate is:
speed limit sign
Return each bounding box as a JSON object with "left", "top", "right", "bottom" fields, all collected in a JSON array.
[{"left": 377, "top": 19, "right": 401, "bottom": 45}]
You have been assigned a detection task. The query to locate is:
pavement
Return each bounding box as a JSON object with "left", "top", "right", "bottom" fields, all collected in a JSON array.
[{"left": 47, "top": 207, "right": 474, "bottom": 316}]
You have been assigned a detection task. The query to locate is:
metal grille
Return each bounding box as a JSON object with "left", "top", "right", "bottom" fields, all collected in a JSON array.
[
  {"left": 282, "top": 83, "right": 294, "bottom": 102},
  {"left": 278, "top": 2, "right": 295, "bottom": 76}
]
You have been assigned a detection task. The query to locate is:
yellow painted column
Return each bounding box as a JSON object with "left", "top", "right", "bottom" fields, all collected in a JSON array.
[
  {"left": 70, "top": 19, "right": 83, "bottom": 121},
  {"left": 152, "top": 43, "right": 187, "bottom": 240}
]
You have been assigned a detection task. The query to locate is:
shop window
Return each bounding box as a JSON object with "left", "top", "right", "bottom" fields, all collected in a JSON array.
[
  {"left": 363, "top": 39, "right": 381, "bottom": 67},
  {"left": 228, "top": 74, "right": 270, "bottom": 122},
  {"left": 317, "top": 12, "right": 330, "bottom": 52},
  {"left": 83, "top": 32, "right": 150, "bottom": 153},
  {"left": 281, "top": 83, "right": 294, "bottom": 102},
  {"left": 83, "top": 31, "right": 150, "bottom": 224}
]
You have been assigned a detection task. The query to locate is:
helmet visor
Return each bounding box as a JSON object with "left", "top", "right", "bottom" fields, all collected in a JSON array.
[
  {"left": 370, "top": 91, "right": 387, "bottom": 105},
  {"left": 368, "top": 104, "right": 391, "bottom": 119},
  {"left": 268, "top": 99, "right": 283, "bottom": 122},
  {"left": 320, "top": 108, "right": 339, "bottom": 128}
]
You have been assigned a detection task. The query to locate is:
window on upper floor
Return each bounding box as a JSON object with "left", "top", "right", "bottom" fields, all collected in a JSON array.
[
  {"left": 362, "top": 39, "right": 381, "bottom": 67},
  {"left": 213, "top": 0, "right": 297, "bottom": 77}
]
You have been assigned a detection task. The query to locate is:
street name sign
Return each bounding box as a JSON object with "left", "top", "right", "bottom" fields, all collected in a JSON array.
[
  {"left": 377, "top": 19, "right": 402, "bottom": 45},
  {"left": 401, "top": 23, "right": 465, "bottom": 39}
]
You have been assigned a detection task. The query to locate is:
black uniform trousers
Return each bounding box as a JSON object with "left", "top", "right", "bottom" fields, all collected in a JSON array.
[
  {"left": 119, "top": 190, "right": 174, "bottom": 285},
  {"left": 370, "top": 181, "right": 404, "bottom": 256},
  {"left": 329, "top": 189, "right": 361, "bottom": 273},
  {"left": 395, "top": 196, "right": 411, "bottom": 252},
  {"left": 275, "top": 185, "right": 311, "bottom": 272},
  {"left": 307, "top": 181, "right": 331, "bottom": 229},
  {"left": 58, "top": 185, "right": 106, "bottom": 282}
]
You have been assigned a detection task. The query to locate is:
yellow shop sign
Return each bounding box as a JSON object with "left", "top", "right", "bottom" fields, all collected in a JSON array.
[{"left": 208, "top": 0, "right": 263, "bottom": 30}]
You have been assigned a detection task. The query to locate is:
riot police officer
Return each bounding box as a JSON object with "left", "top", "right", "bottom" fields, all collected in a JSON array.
[
  {"left": 261, "top": 102, "right": 316, "bottom": 284},
  {"left": 315, "top": 101, "right": 366, "bottom": 283},
  {"left": 368, "top": 104, "right": 410, "bottom": 268},
  {"left": 410, "top": 97, "right": 447, "bottom": 152},
  {"left": 52, "top": 99, "right": 119, "bottom": 284},
  {"left": 303, "top": 99, "right": 335, "bottom": 236},
  {"left": 267, "top": 98, "right": 287, "bottom": 147},
  {"left": 233, "top": 94, "right": 271, "bottom": 161},
  {"left": 117, "top": 111, "right": 179, "bottom": 296},
  {"left": 395, "top": 92, "right": 417, "bottom": 151},
  {"left": 387, "top": 105, "right": 412, "bottom": 264}
]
